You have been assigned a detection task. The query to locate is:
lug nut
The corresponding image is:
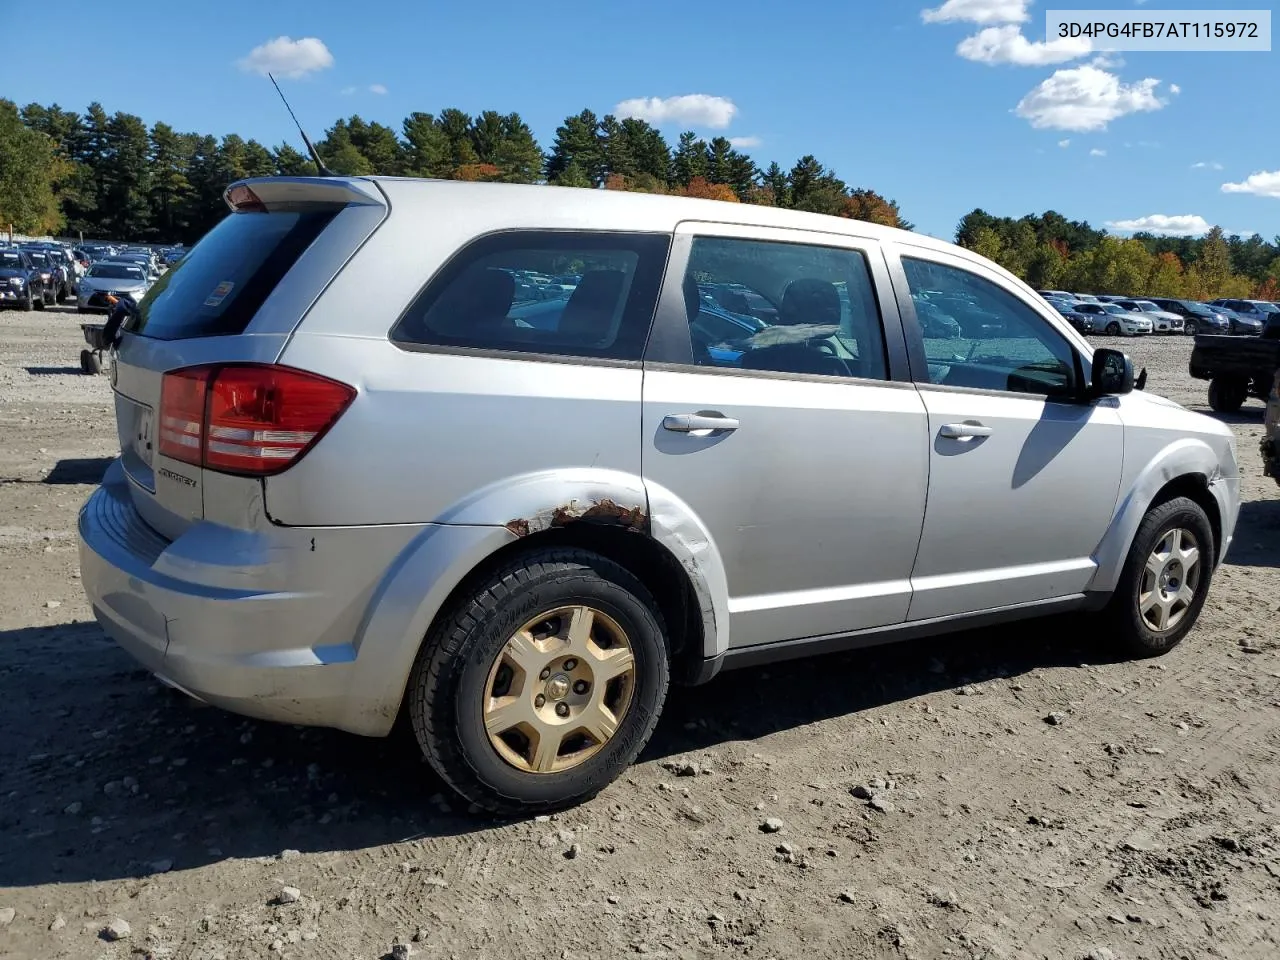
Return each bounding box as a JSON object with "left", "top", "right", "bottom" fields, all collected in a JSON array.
[
  {"left": 539, "top": 668, "right": 551, "bottom": 680},
  {"left": 534, "top": 694, "right": 546, "bottom": 708},
  {"left": 564, "top": 658, "right": 578, "bottom": 671},
  {"left": 573, "top": 680, "right": 589, "bottom": 695},
  {"left": 555, "top": 702, "right": 570, "bottom": 717}
]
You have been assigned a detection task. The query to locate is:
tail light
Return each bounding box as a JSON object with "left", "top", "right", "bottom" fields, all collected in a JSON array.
[{"left": 158, "top": 364, "right": 355, "bottom": 476}]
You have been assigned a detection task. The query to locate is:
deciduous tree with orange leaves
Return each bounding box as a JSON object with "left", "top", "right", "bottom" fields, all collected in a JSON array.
[{"left": 677, "top": 177, "right": 740, "bottom": 203}]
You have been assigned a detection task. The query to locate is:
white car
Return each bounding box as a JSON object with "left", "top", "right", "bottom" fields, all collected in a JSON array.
[
  {"left": 1076, "top": 302, "right": 1152, "bottom": 336},
  {"left": 1114, "top": 299, "right": 1184, "bottom": 334}
]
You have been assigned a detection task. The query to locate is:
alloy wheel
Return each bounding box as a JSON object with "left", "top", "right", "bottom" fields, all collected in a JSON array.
[
  {"left": 483, "top": 604, "right": 636, "bottom": 774},
  {"left": 1138, "top": 527, "right": 1202, "bottom": 632}
]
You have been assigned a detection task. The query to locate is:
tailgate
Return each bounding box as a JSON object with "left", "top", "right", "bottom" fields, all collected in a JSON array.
[{"left": 111, "top": 177, "right": 387, "bottom": 541}]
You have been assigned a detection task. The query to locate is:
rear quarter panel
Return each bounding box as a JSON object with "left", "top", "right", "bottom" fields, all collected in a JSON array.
[{"left": 266, "top": 184, "right": 650, "bottom": 527}]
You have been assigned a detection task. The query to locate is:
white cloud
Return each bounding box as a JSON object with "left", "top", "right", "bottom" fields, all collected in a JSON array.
[
  {"left": 957, "top": 25, "right": 1091, "bottom": 66},
  {"left": 1090, "top": 148, "right": 1107, "bottom": 156},
  {"left": 1014, "top": 64, "right": 1168, "bottom": 131},
  {"left": 1106, "top": 214, "right": 1211, "bottom": 236},
  {"left": 369, "top": 83, "right": 388, "bottom": 95},
  {"left": 614, "top": 94, "right": 737, "bottom": 129},
  {"left": 1058, "top": 138, "right": 1071, "bottom": 148},
  {"left": 237, "top": 36, "right": 334, "bottom": 79},
  {"left": 921, "top": 0, "right": 1028, "bottom": 24},
  {"left": 340, "top": 86, "right": 357, "bottom": 95},
  {"left": 1169, "top": 83, "right": 1181, "bottom": 94},
  {"left": 1221, "top": 170, "right": 1280, "bottom": 198},
  {"left": 728, "top": 136, "right": 762, "bottom": 148},
  {"left": 1191, "top": 161, "right": 1222, "bottom": 170}
]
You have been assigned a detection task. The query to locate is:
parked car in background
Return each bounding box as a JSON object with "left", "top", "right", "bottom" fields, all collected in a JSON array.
[
  {"left": 1045, "top": 298, "right": 1095, "bottom": 334},
  {"left": 1146, "top": 298, "right": 1230, "bottom": 336},
  {"left": 1210, "top": 299, "right": 1280, "bottom": 327},
  {"left": 0, "top": 249, "right": 50, "bottom": 311},
  {"left": 19, "top": 250, "right": 57, "bottom": 306},
  {"left": 1110, "top": 299, "right": 1184, "bottom": 334},
  {"left": 1076, "top": 301, "right": 1152, "bottom": 336},
  {"left": 76, "top": 262, "right": 152, "bottom": 313},
  {"left": 1037, "top": 289, "right": 1074, "bottom": 301},
  {"left": 1071, "top": 293, "right": 1101, "bottom": 303},
  {"left": 1206, "top": 303, "right": 1263, "bottom": 336},
  {"left": 77, "top": 175, "right": 1241, "bottom": 814}
]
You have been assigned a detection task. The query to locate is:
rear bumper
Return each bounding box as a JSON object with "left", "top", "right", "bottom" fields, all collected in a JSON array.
[{"left": 78, "top": 459, "right": 458, "bottom": 736}]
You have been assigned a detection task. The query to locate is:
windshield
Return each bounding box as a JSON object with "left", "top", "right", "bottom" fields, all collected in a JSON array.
[
  {"left": 1187, "top": 303, "right": 1215, "bottom": 316},
  {"left": 26, "top": 253, "right": 50, "bottom": 267},
  {"left": 89, "top": 264, "right": 146, "bottom": 280},
  {"left": 0, "top": 252, "right": 23, "bottom": 267},
  {"left": 1135, "top": 301, "right": 1161, "bottom": 312},
  {"left": 1102, "top": 304, "right": 1126, "bottom": 314}
]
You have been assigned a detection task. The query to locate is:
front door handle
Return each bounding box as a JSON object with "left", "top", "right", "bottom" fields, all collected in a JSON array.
[
  {"left": 939, "top": 421, "right": 993, "bottom": 440},
  {"left": 662, "top": 412, "right": 740, "bottom": 434}
]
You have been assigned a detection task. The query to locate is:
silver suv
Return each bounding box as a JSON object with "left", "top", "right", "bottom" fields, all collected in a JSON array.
[{"left": 79, "top": 177, "right": 1241, "bottom": 814}]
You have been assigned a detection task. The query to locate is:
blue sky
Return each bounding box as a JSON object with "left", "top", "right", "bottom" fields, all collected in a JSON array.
[{"left": 2, "top": 0, "right": 1276, "bottom": 241}]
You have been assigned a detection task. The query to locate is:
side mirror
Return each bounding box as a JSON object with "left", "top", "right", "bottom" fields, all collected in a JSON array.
[{"left": 1091, "top": 347, "right": 1134, "bottom": 396}]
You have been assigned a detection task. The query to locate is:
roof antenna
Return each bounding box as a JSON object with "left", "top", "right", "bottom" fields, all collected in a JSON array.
[{"left": 268, "top": 72, "right": 335, "bottom": 177}]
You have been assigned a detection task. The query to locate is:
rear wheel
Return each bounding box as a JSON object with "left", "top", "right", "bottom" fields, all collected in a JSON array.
[
  {"left": 1105, "top": 497, "right": 1213, "bottom": 657},
  {"left": 1105, "top": 321, "right": 1120, "bottom": 336},
  {"left": 408, "top": 547, "right": 670, "bottom": 815},
  {"left": 80, "top": 350, "right": 101, "bottom": 375},
  {"left": 1208, "top": 377, "right": 1247, "bottom": 413}
]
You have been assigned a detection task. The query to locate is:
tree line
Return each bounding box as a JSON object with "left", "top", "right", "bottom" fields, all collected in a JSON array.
[
  {"left": 6, "top": 95, "right": 1275, "bottom": 304},
  {"left": 1, "top": 98, "right": 909, "bottom": 243},
  {"left": 956, "top": 209, "right": 1280, "bottom": 302}
]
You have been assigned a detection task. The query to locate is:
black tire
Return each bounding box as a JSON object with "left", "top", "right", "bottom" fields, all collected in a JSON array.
[
  {"left": 20, "top": 290, "right": 33, "bottom": 312},
  {"left": 1183, "top": 319, "right": 1197, "bottom": 336},
  {"left": 1207, "top": 377, "right": 1247, "bottom": 413},
  {"left": 80, "top": 350, "right": 101, "bottom": 375},
  {"left": 32, "top": 294, "right": 45, "bottom": 311},
  {"left": 1104, "top": 497, "right": 1214, "bottom": 658},
  {"left": 409, "top": 547, "right": 670, "bottom": 815},
  {"left": 56, "top": 285, "right": 68, "bottom": 304},
  {"left": 1105, "top": 321, "right": 1120, "bottom": 336}
]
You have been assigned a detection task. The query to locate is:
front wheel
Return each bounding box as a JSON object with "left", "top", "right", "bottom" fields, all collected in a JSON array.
[
  {"left": 409, "top": 548, "right": 670, "bottom": 815},
  {"left": 1208, "top": 377, "right": 1247, "bottom": 413},
  {"left": 32, "top": 294, "right": 45, "bottom": 311},
  {"left": 20, "top": 291, "right": 33, "bottom": 311},
  {"left": 1105, "top": 497, "right": 1214, "bottom": 657},
  {"left": 1105, "top": 321, "right": 1120, "bottom": 336},
  {"left": 80, "top": 350, "right": 101, "bottom": 375},
  {"left": 1184, "top": 319, "right": 1198, "bottom": 335}
]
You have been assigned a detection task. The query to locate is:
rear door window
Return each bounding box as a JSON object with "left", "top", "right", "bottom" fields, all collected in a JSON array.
[
  {"left": 129, "top": 209, "right": 337, "bottom": 341},
  {"left": 391, "top": 231, "right": 670, "bottom": 361}
]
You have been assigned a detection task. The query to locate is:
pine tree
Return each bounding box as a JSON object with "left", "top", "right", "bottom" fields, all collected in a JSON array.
[{"left": 545, "top": 110, "right": 604, "bottom": 185}]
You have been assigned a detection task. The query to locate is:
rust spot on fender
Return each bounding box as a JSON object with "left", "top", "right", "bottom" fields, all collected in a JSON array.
[{"left": 506, "top": 498, "right": 647, "bottom": 537}]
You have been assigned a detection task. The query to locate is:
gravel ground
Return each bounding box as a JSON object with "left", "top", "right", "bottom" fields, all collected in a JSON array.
[{"left": 1, "top": 307, "right": 1278, "bottom": 960}]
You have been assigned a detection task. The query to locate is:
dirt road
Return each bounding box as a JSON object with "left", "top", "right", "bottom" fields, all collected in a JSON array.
[{"left": 2, "top": 307, "right": 1278, "bottom": 960}]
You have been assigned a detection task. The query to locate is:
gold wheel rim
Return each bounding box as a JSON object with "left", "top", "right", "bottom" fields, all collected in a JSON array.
[{"left": 482, "top": 604, "right": 636, "bottom": 774}]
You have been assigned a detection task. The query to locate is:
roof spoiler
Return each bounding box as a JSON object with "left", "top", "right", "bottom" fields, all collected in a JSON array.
[{"left": 222, "top": 177, "right": 386, "bottom": 212}]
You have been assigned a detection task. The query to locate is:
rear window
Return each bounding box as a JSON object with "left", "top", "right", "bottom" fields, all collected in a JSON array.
[
  {"left": 129, "top": 209, "right": 336, "bottom": 340},
  {"left": 391, "top": 231, "right": 670, "bottom": 361}
]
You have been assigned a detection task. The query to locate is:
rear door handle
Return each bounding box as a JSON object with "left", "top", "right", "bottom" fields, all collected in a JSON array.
[
  {"left": 662, "top": 413, "right": 740, "bottom": 434},
  {"left": 939, "top": 421, "right": 993, "bottom": 439}
]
